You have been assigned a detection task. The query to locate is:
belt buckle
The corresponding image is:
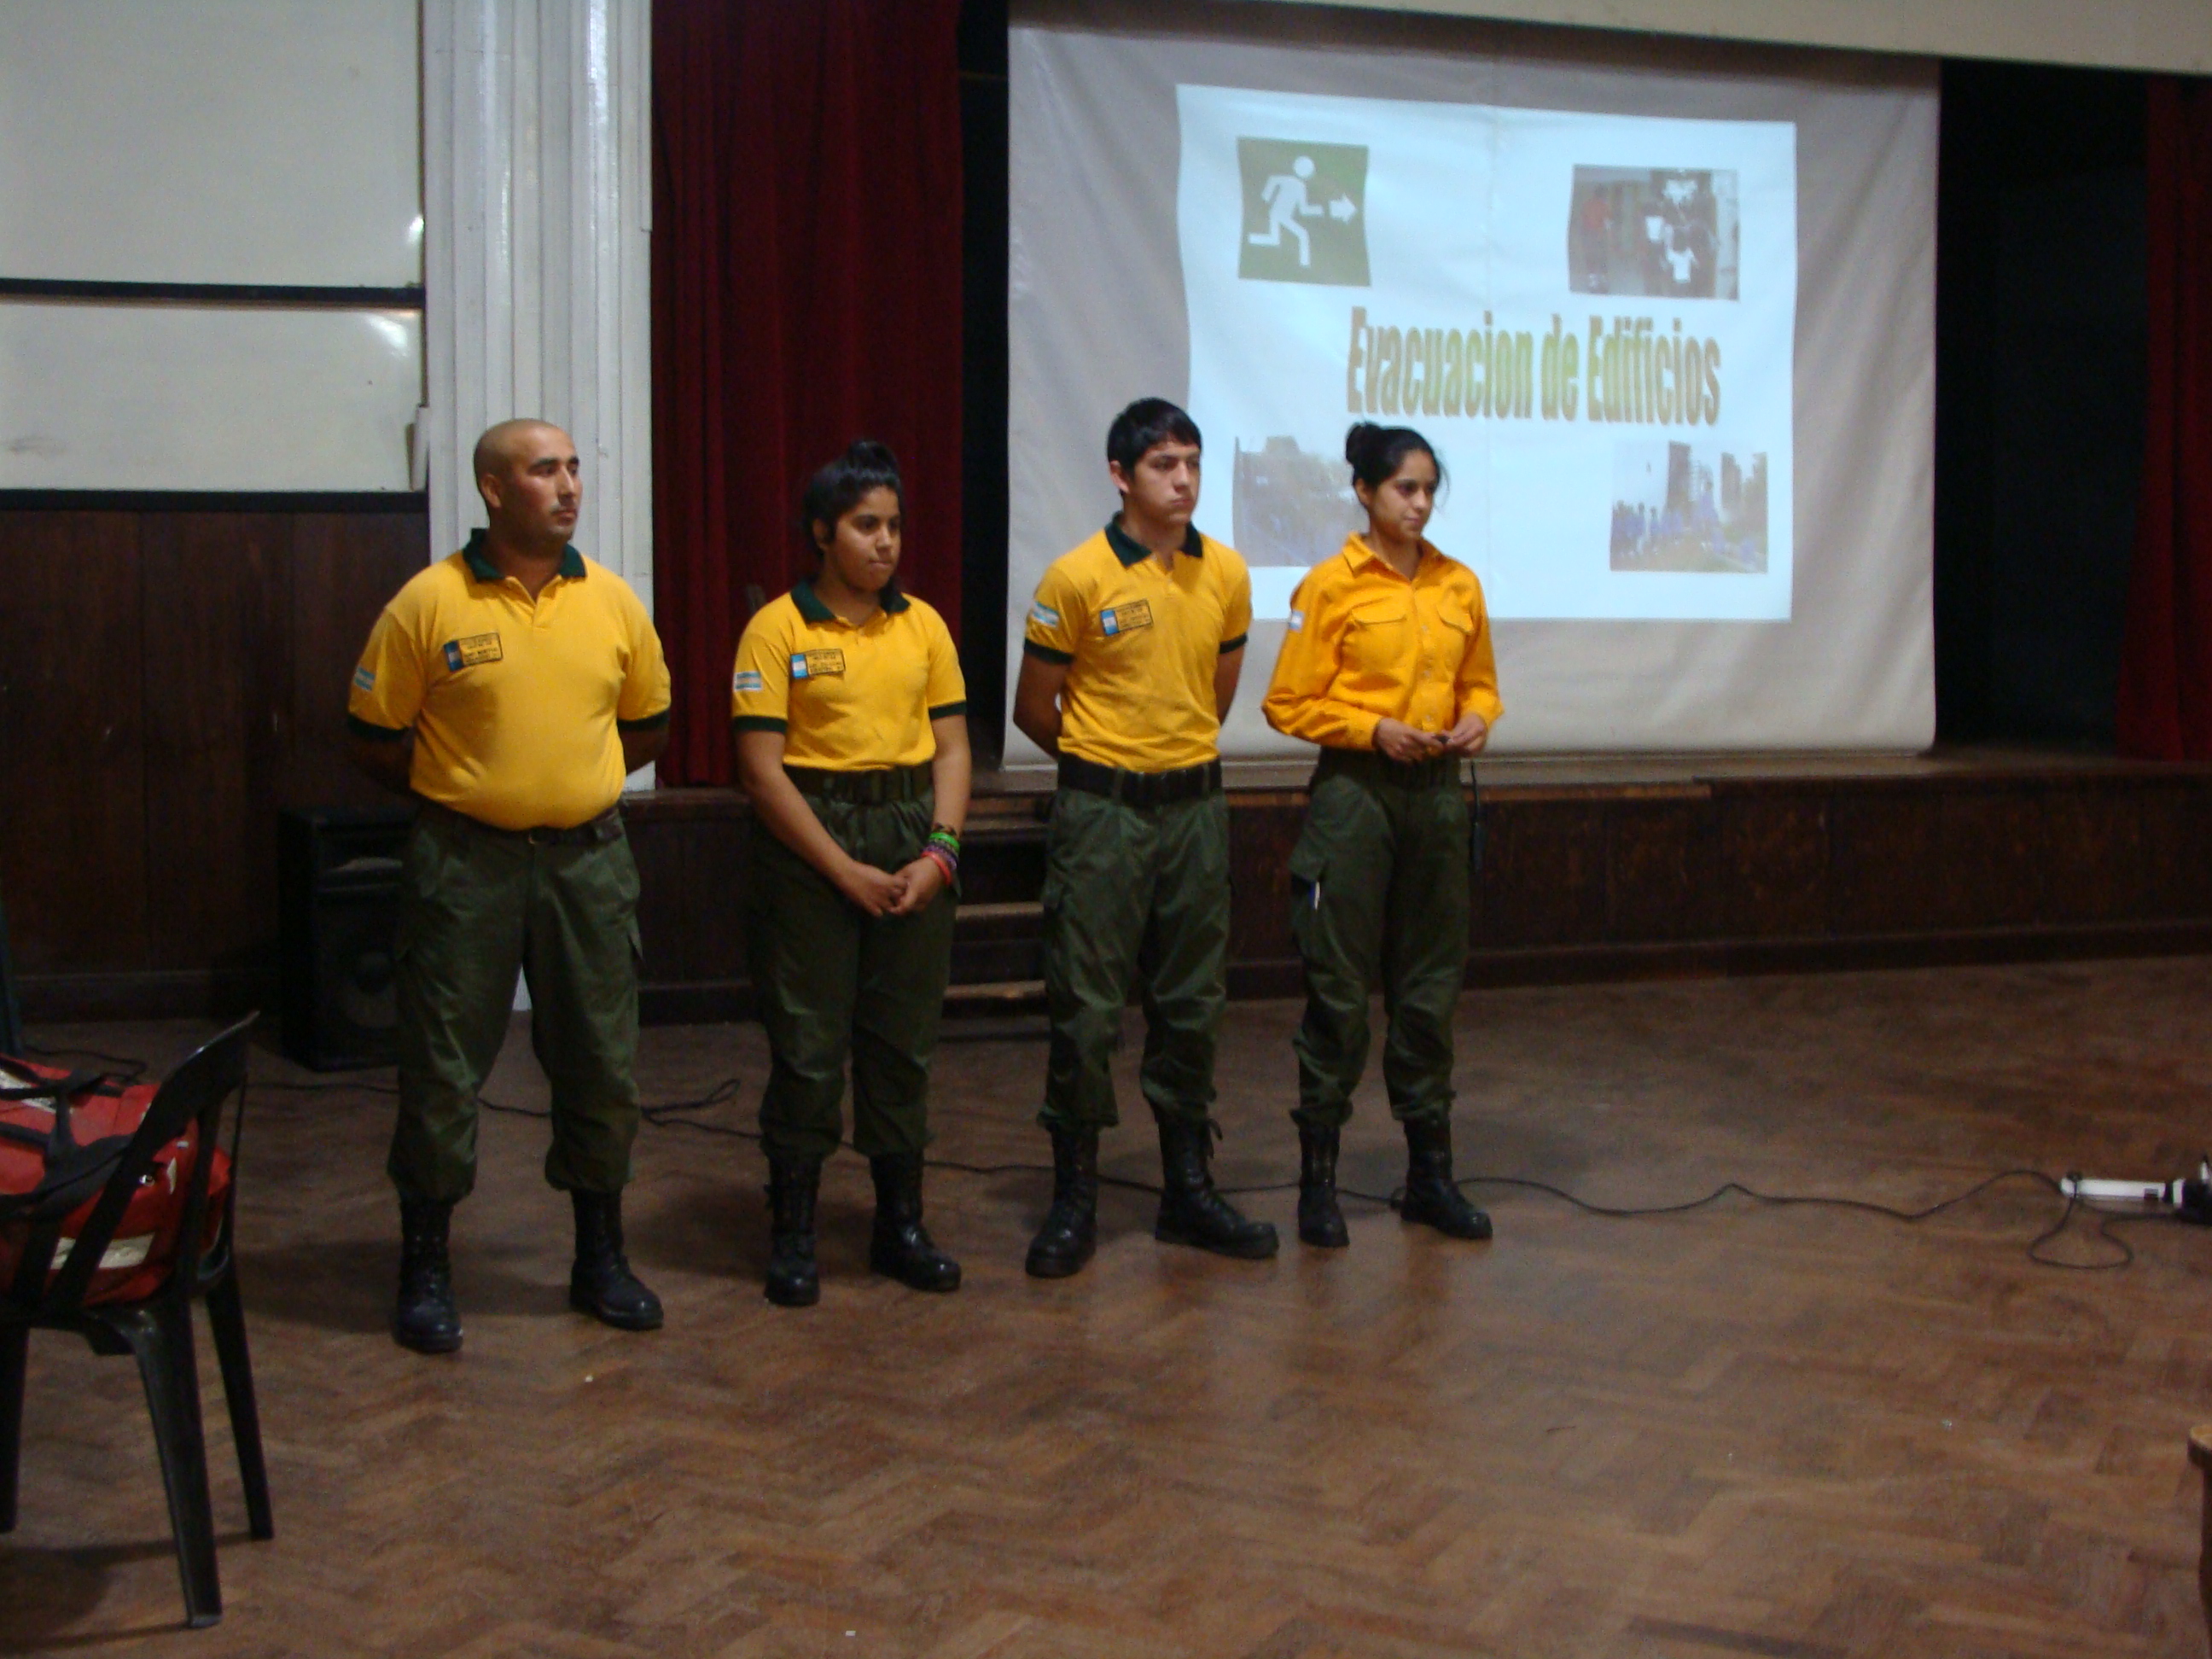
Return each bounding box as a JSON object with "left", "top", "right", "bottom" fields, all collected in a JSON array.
[{"left": 525, "top": 824, "right": 556, "bottom": 846}]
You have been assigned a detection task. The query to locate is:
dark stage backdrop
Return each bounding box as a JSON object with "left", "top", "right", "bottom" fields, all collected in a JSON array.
[
  {"left": 1934, "top": 62, "right": 2147, "bottom": 748},
  {"left": 2118, "top": 77, "right": 2212, "bottom": 760},
  {"left": 652, "top": 0, "right": 967, "bottom": 786}
]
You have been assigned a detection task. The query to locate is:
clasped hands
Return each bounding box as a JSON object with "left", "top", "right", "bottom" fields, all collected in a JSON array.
[
  {"left": 1374, "top": 713, "right": 1489, "bottom": 764},
  {"left": 835, "top": 853, "right": 950, "bottom": 917}
]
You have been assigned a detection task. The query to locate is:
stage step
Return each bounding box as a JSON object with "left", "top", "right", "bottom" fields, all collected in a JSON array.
[
  {"left": 958, "top": 899, "right": 1044, "bottom": 921},
  {"left": 944, "top": 977, "right": 1047, "bottom": 1010}
]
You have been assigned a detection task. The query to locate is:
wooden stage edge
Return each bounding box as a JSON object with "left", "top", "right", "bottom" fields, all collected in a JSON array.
[{"left": 18, "top": 742, "right": 2212, "bottom": 1026}]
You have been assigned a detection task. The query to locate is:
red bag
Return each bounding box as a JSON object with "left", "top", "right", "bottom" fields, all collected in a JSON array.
[{"left": 0, "top": 1057, "right": 230, "bottom": 1306}]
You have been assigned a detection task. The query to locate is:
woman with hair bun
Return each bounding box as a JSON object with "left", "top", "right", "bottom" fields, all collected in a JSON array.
[
  {"left": 730, "top": 440, "right": 970, "bottom": 1306},
  {"left": 1261, "top": 422, "right": 1501, "bottom": 1250}
]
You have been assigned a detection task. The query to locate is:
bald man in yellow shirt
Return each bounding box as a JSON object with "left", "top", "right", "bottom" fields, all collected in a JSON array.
[{"left": 348, "top": 419, "right": 670, "bottom": 1353}]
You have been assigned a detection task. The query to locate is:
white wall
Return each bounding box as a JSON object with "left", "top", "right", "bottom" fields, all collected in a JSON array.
[
  {"left": 1286, "top": 0, "right": 2212, "bottom": 75},
  {"left": 0, "top": 0, "right": 424, "bottom": 493},
  {"left": 0, "top": 0, "right": 422, "bottom": 286}
]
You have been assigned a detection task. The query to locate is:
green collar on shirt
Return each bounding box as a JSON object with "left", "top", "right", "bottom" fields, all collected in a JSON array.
[
  {"left": 1105, "top": 516, "right": 1204, "bottom": 568},
  {"left": 792, "top": 576, "right": 909, "bottom": 623},
  {"left": 463, "top": 529, "right": 585, "bottom": 585}
]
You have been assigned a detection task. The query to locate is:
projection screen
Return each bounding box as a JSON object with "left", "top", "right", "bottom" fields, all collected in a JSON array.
[{"left": 1005, "top": 0, "right": 1938, "bottom": 760}]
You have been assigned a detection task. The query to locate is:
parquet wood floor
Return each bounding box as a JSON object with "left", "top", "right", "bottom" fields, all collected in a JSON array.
[{"left": 7, "top": 958, "right": 2212, "bottom": 1656}]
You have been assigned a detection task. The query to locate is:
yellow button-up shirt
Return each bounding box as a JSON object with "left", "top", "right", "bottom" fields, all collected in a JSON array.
[
  {"left": 347, "top": 534, "right": 672, "bottom": 830},
  {"left": 1262, "top": 534, "right": 1501, "bottom": 750},
  {"left": 731, "top": 579, "right": 966, "bottom": 771},
  {"left": 1023, "top": 519, "right": 1253, "bottom": 772}
]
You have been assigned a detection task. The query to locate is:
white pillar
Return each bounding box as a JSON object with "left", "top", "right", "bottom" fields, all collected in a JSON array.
[{"left": 422, "top": 0, "right": 654, "bottom": 604}]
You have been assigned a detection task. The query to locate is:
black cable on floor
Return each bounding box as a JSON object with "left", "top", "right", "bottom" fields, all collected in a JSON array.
[
  {"left": 25, "top": 1043, "right": 2185, "bottom": 1271},
  {"left": 1438, "top": 1168, "right": 2166, "bottom": 1272}
]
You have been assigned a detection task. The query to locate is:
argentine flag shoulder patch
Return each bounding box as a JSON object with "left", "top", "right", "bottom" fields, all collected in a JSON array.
[
  {"left": 732, "top": 669, "right": 765, "bottom": 695},
  {"left": 1287, "top": 608, "right": 1306, "bottom": 633},
  {"left": 1028, "top": 601, "right": 1062, "bottom": 630},
  {"left": 352, "top": 666, "right": 376, "bottom": 690}
]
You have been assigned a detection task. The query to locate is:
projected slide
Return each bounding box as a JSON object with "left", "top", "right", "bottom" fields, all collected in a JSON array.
[{"left": 1177, "top": 86, "right": 1796, "bottom": 623}]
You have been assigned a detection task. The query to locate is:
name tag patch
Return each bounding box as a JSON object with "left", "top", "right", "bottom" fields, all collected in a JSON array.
[
  {"left": 442, "top": 632, "right": 504, "bottom": 671},
  {"left": 1100, "top": 599, "right": 1153, "bottom": 637},
  {"left": 790, "top": 649, "right": 846, "bottom": 680},
  {"left": 732, "top": 669, "right": 765, "bottom": 695}
]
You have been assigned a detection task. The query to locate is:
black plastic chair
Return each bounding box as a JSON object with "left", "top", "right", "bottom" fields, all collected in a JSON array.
[
  {"left": 0, "top": 889, "right": 21, "bottom": 1057},
  {"left": 0, "top": 1013, "right": 271, "bottom": 1629}
]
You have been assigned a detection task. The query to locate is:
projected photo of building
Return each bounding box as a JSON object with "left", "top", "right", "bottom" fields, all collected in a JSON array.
[
  {"left": 1569, "top": 167, "right": 1740, "bottom": 300},
  {"left": 1610, "top": 439, "right": 1767, "bottom": 573},
  {"left": 1231, "top": 436, "right": 1363, "bottom": 566}
]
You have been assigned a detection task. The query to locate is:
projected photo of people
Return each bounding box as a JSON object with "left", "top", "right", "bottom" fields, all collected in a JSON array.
[
  {"left": 1610, "top": 440, "right": 1767, "bottom": 573},
  {"left": 1569, "top": 167, "right": 1740, "bottom": 300},
  {"left": 1231, "top": 436, "right": 1363, "bottom": 566}
]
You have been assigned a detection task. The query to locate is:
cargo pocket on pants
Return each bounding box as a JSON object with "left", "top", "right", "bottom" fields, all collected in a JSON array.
[{"left": 1287, "top": 842, "right": 1328, "bottom": 956}]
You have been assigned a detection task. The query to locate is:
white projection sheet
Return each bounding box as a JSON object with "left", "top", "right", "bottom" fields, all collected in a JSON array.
[{"left": 1006, "top": 1, "right": 1937, "bottom": 759}]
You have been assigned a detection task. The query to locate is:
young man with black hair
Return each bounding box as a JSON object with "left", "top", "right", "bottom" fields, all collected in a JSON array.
[{"left": 1012, "top": 398, "right": 1279, "bottom": 1277}]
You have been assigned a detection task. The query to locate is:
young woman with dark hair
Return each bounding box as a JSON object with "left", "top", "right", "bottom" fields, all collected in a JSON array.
[
  {"left": 1260, "top": 422, "right": 1502, "bottom": 1250},
  {"left": 730, "top": 441, "right": 970, "bottom": 1306}
]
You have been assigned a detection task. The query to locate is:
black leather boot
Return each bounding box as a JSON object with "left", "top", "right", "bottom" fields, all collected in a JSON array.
[
  {"left": 765, "top": 1155, "right": 822, "bottom": 1307},
  {"left": 1154, "top": 1116, "right": 1278, "bottom": 1259},
  {"left": 1400, "top": 1117, "right": 1492, "bottom": 1240},
  {"left": 868, "top": 1152, "right": 961, "bottom": 1292},
  {"left": 1296, "top": 1126, "right": 1349, "bottom": 1249},
  {"left": 568, "top": 1190, "right": 664, "bottom": 1330},
  {"left": 393, "top": 1198, "right": 463, "bottom": 1354},
  {"left": 1024, "top": 1128, "right": 1099, "bottom": 1278}
]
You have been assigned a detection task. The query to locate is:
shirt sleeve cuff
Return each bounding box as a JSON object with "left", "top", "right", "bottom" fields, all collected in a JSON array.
[
  {"left": 731, "top": 714, "right": 788, "bottom": 733},
  {"left": 346, "top": 713, "right": 410, "bottom": 742},
  {"left": 617, "top": 707, "right": 672, "bottom": 732},
  {"left": 1219, "top": 633, "right": 1248, "bottom": 655},
  {"left": 928, "top": 701, "right": 969, "bottom": 720},
  {"left": 1022, "top": 639, "right": 1074, "bottom": 666}
]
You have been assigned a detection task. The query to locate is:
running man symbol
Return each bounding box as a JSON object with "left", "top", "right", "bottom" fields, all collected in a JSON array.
[
  {"left": 1249, "top": 156, "right": 1325, "bottom": 265},
  {"left": 1237, "top": 137, "right": 1370, "bottom": 288}
]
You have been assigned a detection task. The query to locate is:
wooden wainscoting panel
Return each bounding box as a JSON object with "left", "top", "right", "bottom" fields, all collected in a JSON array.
[
  {"left": 1605, "top": 795, "right": 1722, "bottom": 942},
  {"left": 1475, "top": 797, "right": 1611, "bottom": 949},
  {"left": 1826, "top": 788, "right": 1947, "bottom": 936},
  {"left": 139, "top": 513, "right": 294, "bottom": 972},
  {"left": 1716, "top": 787, "right": 1831, "bottom": 939},
  {"left": 0, "top": 510, "right": 150, "bottom": 973},
  {"left": 283, "top": 511, "right": 429, "bottom": 810}
]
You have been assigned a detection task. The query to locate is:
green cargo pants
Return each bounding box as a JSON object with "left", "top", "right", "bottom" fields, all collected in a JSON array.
[
  {"left": 390, "top": 805, "right": 643, "bottom": 1204},
  {"left": 1039, "top": 784, "right": 1231, "bottom": 1133},
  {"left": 1287, "top": 752, "right": 1470, "bottom": 1130},
  {"left": 746, "top": 777, "right": 955, "bottom": 1163}
]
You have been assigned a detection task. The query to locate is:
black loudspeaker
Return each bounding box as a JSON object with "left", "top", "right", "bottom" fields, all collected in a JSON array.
[{"left": 278, "top": 806, "right": 413, "bottom": 1071}]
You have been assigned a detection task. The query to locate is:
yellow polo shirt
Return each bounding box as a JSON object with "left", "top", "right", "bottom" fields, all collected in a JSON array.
[
  {"left": 347, "top": 533, "right": 672, "bottom": 830},
  {"left": 1262, "top": 533, "right": 1502, "bottom": 750},
  {"left": 731, "top": 579, "right": 966, "bottom": 771},
  {"left": 1023, "top": 519, "right": 1252, "bottom": 772}
]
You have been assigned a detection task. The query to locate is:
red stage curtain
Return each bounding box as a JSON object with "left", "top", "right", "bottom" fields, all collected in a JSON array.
[
  {"left": 2116, "top": 78, "right": 2212, "bottom": 759},
  {"left": 652, "top": 0, "right": 965, "bottom": 784}
]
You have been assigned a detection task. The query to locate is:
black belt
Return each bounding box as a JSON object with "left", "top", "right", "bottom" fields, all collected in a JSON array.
[
  {"left": 1313, "top": 748, "right": 1461, "bottom": 790},
  {"left": 785, "top": 763, "right": 931, "bottom": 804},
  {"left": 1057, "top": 754, "right": 1222, "bottom": 807},
  {"left": 422, "top": 800, "right": 624, "bottom": 846}
]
